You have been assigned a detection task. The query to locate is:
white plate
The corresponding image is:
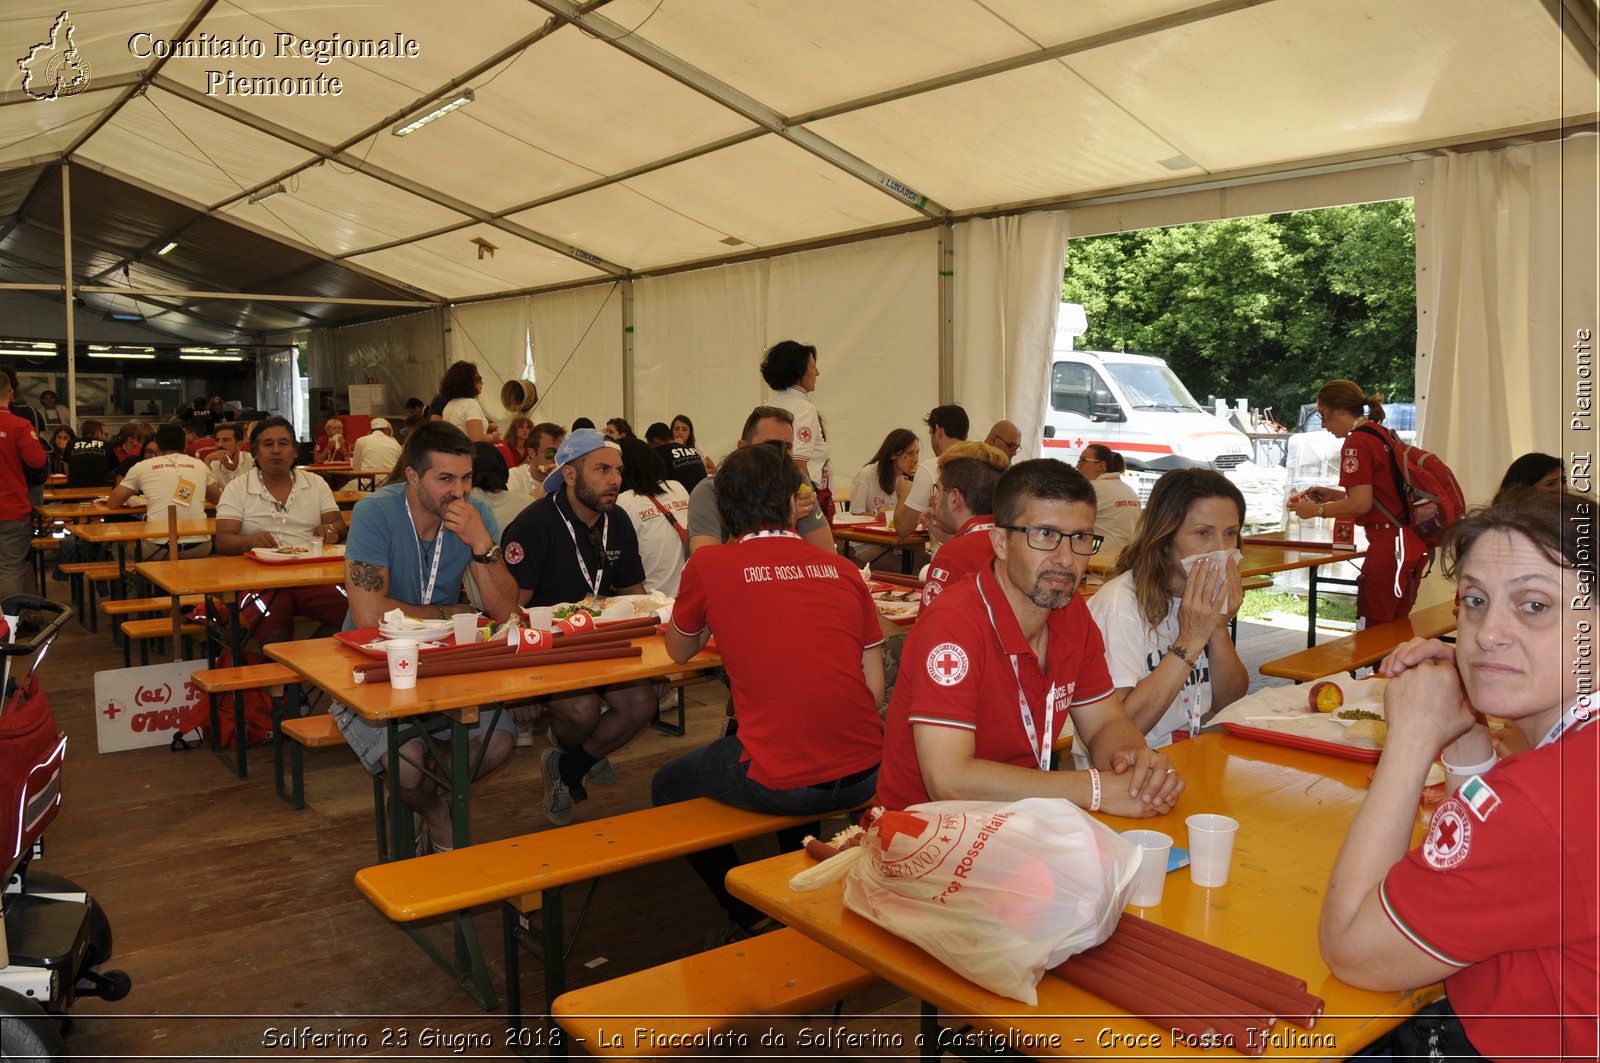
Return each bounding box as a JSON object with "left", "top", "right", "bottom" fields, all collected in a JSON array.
[
  {"left": 378, "top": 618, "right": 454, "bottom": 641},
  {"left": 251, "top": 544, "right": 345, "bottom": 562},
  {"left": 597, "top": 593, "right": 671, "bottom": 623}
]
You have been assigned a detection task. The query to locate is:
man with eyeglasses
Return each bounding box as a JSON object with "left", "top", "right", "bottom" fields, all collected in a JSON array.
[
  {"left": 1077, "top": 444, "right": 1142, "bottom": 574},
  {"left": 877, "top": 459, "right": 1184, "bottom": 817},
  {"left": 983, "top": 419, "right": 1023, "bottom": 458},
  {"left": 685, "top": 406, "right": 835, "bottom": 557},
  {"left": 919, "top": 441, "right": 1010, "bottom": 610},
  {"left": 500, "top": 427, "right": 655, "bottom": 825}
]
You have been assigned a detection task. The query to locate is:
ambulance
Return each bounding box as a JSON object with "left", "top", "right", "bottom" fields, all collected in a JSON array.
[{"left": 1041, "top": 304, "right": 1253, "bottom": 473}]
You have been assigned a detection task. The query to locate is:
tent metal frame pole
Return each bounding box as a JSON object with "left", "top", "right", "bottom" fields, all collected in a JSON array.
[
  {"left": 73, "top": 285, "right": 435, "bottom": 309},
  {"left": 621, "top": 280, "right": 635, "bottom": 426},
  {"left": 61, "top": 163, "right": 76, "bottom": 426},
  {"left": 937, "top": 224, "right": 954, "bottom": 405},
  {"left": 529, "top": 0, "right": 952, "bottom": 222}
]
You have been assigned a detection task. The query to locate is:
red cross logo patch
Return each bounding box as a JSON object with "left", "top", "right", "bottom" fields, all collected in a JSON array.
[
  {"left": 926, "top": 642, "right": 969, "bottom": 686},
  {"left": 798, "top": 425, "right": 812, "bottom": 444},
  {"left": 504, "top": 541, "right": 525, "bottom": 565},
  {"left": 1422, "top": 801, "right": 1472, "bottom": 869}
]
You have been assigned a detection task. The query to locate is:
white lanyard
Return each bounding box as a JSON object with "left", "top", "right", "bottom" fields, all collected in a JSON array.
[
  {"left": 404, "top": 496, "right": 443, "bottom": 605},
  {"left": 737, "top": 529, "right": 802, "bottom": 543},
  {"left": 1537, "top": 700, "right": 1593, "bottom": 749},
  {"left": 558, "top": 497, "right": 608, "bottom": 597},
  {"left": 1010, "top": 656, "right": 1055, "bottom": 771},
  {"left": 959, "top": 521, "right": 995, "bottom": 538}
]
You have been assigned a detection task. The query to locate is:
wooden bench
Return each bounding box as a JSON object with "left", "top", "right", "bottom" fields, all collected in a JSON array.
[
  {"left": 120, "top": 618, "right": 206, "bottom": 667},
  {"left": 1258, "top": 600, "right": 1458, "bottom": 682},
  {"left": 58, "top": 560, "right": 122, "bottom": 632},
  {"left": 102, "top": 594, "right": 207, "bottom": 618},
  {"left": 551, "top": 928, "right": 876, "bottom": 1056},
  {"left": 355, "top": 798, "right": 860, "bottom": 1027}
]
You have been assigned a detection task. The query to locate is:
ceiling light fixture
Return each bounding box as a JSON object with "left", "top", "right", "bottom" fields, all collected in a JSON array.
[
  {"left": 393, "top": 88, "right": 474, "bottom": 137},
  {"left": 89, "top": 350, "right": 154, "bottom": 360},
  {"left": 104, "top": 310, "right": 144, "bottom": 322},
  {"left": 179, "top": 354, "right": 243, "bottom": 363},
  {"left": 157, "top": 241, "right": 178, "bottom": 255},
  {"left": 248, "top": 183, "right": 288, "bottom": 205},
  {"left": 0, "top": 347, "right": 57, "bottom": 357}
]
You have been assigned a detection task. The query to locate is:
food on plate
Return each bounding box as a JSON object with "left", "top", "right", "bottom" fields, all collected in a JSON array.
[
  {"left": 1334, "top": 708, "right": 1383, "bottom": 722},
  {"left": 1345, "top": 719, "right": 1387, "bottom": 746},
  {"left": 877, "top": 603, "right": 917, "bottom": 619},
  {"left": 275, "top": 545, "right": 310, "bottom": 555},
  {"left": 553, "top": 599, "right": 603, "bottom": 620},
  {"left": 1308, "top": 681, "right": 1345, "bottom": 713}
]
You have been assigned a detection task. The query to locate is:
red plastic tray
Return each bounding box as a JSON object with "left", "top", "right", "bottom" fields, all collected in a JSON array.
[
  {"left": 248, "top": 547, "right": 345, "bottom": 566},
  {"left": 1218, "top": 721, "right": 1381, "bottom": 763},
  {"left": 334, "top": 627, "right": 465, "bottom": 660}
]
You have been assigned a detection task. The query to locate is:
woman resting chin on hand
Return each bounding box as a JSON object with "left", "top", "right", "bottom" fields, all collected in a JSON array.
[{"left": 1319, "top": 487, "right": 1598, "bottom": 1062}]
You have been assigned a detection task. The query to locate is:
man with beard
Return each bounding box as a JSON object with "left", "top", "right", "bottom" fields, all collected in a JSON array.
[
  {"left": 876, "top": 459, "right": 1185, "bottom": 817},
  {"left": 336, "top": 421, "right": 519, "bottom": 854},
  {"left": 500, "top": 428, "right": 655, "bottom": 825}
]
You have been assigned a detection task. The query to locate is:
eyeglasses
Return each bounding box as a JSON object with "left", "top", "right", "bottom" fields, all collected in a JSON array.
[
  {"left": 1076, "top": 455, "right": 1105, "bottom": 466},
  {"left": 999, "top": 524, "right": 1103, "bottom": 555}
]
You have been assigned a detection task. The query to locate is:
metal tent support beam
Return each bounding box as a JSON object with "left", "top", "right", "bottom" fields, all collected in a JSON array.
[
  {"left": 621, "top": 280, "right": 635, "bottom": 426},
  {"left": 937, "top": 224, "right": 954, "bottom": 405},
  {"left": 62, "top": 163, "right": 76, "bottom": 425}
]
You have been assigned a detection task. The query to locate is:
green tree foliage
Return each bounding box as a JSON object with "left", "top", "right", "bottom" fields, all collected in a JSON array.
[{"left": 1061, "top": 202, "right": 1416, "bottom": 428}]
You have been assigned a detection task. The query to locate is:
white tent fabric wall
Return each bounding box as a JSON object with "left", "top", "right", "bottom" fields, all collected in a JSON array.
[
  {"left": 526, "top": 284, "right": 625, "bottom": 433},
  {"left": 954, "top": 211, "right": 1071, "bottom": 462},
  {"left": 1414, "top": 137, "right": 1598, "bottom": 506},
  {"left": 634, "top": 260, "right": 767, "bottom": 464},
  {"left": 449, "top": 296, "right": 530, "bottom": 416},
  {"left": 308, "top": 309, "right": 446, "bottom": 416},
  {"left": 764, "top": 231, "right": 940, "bottom": 484},
  {"left": 255, "top": 348, "right": 297, "bottom": 424}
]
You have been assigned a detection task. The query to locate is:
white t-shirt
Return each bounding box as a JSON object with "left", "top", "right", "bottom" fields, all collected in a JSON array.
[
  {"left": 507, "top": 464, "right": 540, "bottom": 498},
  {"left": 617, "top": 482, "right": 690, "bottom": 597},
  {"left": 770, "top": 387, "right": 830, "bottom": 490},
  {"left": 207, "top": 451, "right": 254, "bottom": 492},
  {"left": 902, "top": 458, "right": 937, "bottom": 514},
  {"left": 1079, "top": 570, "right": 1212, "bottom": 768},
  {"left": 121, "top": 453, "right": 215, "bottom": 543},
  {"left": 216, "top": 468, "right": 337, "bottom": 544},
  {"left": 351, "top": 431, "right": 401, "bottom": 483},
  {"left": 1092, "top": 472, "right": 1142, "bottom": 569},
  {"left": 441, "top": 397, "right": 488, "bottom": 436},
  {"left": 848, "top": 463, "right": 896, "bottom": 516}
]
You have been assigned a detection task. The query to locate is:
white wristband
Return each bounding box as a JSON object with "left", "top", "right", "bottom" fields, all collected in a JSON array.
[
  {"left": 1088, "top": 768, "right": 1102, "bottom": 812},
  {"left": 1440, "top": 752, "right": 1498, "bottom": 777}
]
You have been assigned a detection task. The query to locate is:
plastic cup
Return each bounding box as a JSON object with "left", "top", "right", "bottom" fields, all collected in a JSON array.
[
  {"left": 521, "top": 606, "right": 555, "bottom": 631},
  {"left": 305, "top": 537, "right": 323, "bottom": 558},
  {"left": 1186, "top": 814, "right": 1240, "bottom": 887},
  {"left": 452, "top": 612, "right": 481, "bottom": 646},
  {"left": 1122, "top": 830, "right": 1174, "bottom": 907},
  {"left": 385, "top": 639, "right": 420, "bottom": 690}
]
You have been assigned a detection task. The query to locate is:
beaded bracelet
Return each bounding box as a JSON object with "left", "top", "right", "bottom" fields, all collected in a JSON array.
[{"left": 1089, "top": 767, "right": 1102, "bottom": 812}]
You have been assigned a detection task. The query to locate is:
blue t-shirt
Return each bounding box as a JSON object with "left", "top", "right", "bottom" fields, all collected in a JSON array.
[{"left": 342, "top": 482, "right": 500, "bottom": 629}]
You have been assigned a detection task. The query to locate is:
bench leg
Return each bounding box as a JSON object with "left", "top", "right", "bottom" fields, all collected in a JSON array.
[
  {"left": 651, "top": 685, "right": 687, "bottom": 737},
  {"left": 504, "top": 888, "right": 570, "bottom": 1059},
  {"left": 372, "top": 773, "right": 388, "bottom": 862}
]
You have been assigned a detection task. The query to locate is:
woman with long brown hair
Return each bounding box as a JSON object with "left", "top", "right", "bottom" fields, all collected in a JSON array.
[
  {"left": 1290, "top": 380, "right": 1427, "bottom": 625},
  {"left": 1079, "top": 468, "right": 1247, "bottom": 767}
]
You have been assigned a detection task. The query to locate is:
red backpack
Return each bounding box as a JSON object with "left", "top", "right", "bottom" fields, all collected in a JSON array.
[{"left": 1353, "top": 424, "right": 1467, "bottom": 547}]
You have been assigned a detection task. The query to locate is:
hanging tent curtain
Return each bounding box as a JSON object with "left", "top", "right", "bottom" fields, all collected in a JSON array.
[
  {"left": 1413, "top": 137, "right": 1598, "bottom": 506},
  {"left": 309, "top": 309, "right": 446, "bottom": 418}
]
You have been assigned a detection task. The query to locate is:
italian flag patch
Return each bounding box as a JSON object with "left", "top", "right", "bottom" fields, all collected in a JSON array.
[{"left": 1458, "top": 774, "right": 1501, "bottom": 822}]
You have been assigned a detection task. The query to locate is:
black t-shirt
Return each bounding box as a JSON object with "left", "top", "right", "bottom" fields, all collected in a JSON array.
[
  {"left": 663, "top": 444, "right": 708, "bottom": 492},
  {"left": 501, "top": 490, "right": 647, "bottom": 606},
  {"left": 66, "top": 438, "right": 115, "bottom": 487}
]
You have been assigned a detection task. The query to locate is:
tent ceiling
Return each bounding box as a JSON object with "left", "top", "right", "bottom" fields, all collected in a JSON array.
[{"left": 0, "top": 0, "right": 1592, "bottom": 343}]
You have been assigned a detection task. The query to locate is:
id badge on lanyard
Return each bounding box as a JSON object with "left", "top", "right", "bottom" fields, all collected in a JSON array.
[
  {"left": 1011, "top": 656, "right": 1054, "bottom": 771},
  {"left": 560, "top": 508, "right": 607, "bottom": 597}
]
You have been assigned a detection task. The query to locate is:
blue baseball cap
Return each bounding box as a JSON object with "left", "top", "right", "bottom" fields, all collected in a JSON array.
[{"left": 543, "top": 427, "right": 620, "bottom": 494}]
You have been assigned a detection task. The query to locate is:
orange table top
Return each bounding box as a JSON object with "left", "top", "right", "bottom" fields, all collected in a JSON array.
[
  {"left": 41, "top": 486, "right": 105, "bottom": 501},
  {"left": 267, "top": 632, "right": 722, "bottom": 722},
  {"left": 72, "top": 519, "right": 217, "bottom": 543},
  {"left": 34, "top": 500, "right": 216, "bottom": 522},
  {"left": 727, "top": 732, "right": 1437, "bottom": 1059},
  {"left": 135, "top": 552, "right": 346, "bottom": 597},
  {"left": 833, "top": 525, "right": 929, "bottom": 548}
]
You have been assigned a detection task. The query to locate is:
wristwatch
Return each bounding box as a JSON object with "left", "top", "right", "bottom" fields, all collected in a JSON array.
[{"left": 472, "top": 544, "right": 503, "bottom": 564}]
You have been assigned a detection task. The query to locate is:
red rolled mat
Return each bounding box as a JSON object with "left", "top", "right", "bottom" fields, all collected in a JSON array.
[
  {"left": 1104, "top": 925, "right": 1324, "bottom": 1027},
  {"left": 1067, "top": 945, "right": 1272, "bottom": 1054},
  {"left": 359, "top": 645, "right": 642, "bottom": 685},
  {"left": 1052, "top": 953, "right": 1222, "bottom": 1049},
  {"left": 1117, "top": 915, "right": 1309, "bottom": 992}
]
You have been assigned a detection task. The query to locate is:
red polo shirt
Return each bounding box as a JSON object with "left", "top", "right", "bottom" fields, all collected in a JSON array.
[
  {"left": 0, "top": 409, "right": 46, "bottom": 520},
  {"left": 878, "top": 564, "right": 1115, "bottom": 809},
  {"left": 920, "top": 514, "right": 995, "bottom": 609},
  {"left": 671, "top": 531, "right": 883, "bottom": 789},
  {"left": 1381, "top": 720, "right": 1598, "bottom": 1062}
]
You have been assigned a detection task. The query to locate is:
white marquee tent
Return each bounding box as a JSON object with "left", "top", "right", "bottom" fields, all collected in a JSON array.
[{"left": 1, "top": 0, "right": 1595, "bottom": 501}]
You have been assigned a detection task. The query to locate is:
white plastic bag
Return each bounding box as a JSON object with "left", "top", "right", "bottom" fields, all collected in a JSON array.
[{"left": 839, "top": 799, "right": 1139, "bottom": 1004}]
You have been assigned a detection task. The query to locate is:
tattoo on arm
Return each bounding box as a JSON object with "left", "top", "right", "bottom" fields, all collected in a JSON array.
[{"left": 348, "top": 560, "right": 387, "bottom": 592}]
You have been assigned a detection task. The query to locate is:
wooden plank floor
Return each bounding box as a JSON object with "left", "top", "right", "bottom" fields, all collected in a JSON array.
[{"left": 26, "top": 598, "right": 1306, "bottom": 1060}]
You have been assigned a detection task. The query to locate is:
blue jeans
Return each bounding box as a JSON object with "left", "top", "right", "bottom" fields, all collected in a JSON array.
[{"left": 651, "top": 736, "right": 878, "bottom": 927}]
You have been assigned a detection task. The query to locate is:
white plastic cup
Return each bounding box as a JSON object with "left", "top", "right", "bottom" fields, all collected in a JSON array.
[
  {"left": 385, "top": 639, "right": 420, "bottom": 690},
  {"left": 1186, "top": 813, "right": 1240, "bottom": 887},
  {"left": 452, "top": 612, "right": 480, "bottom": 646},
  {"left": 521, "top": 606, "right": 555, "bottom": 631},
  {"left": 1122, "top": 830, "right": 1174, "bottom": 907}
]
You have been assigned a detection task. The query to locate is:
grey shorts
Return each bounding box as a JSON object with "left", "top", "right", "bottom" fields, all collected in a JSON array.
[{"left": 331, "top": 701, "right": 516, "bottom": 775}]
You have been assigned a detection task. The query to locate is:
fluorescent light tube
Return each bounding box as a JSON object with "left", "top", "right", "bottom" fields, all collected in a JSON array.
[
  {"left": 248, "top": 183, "right": 287, "bottom": 205},
  {"left": 393, "top": 89, "right": 474, "bottom": 137},
  {"left": 157, "top": 241, "right": 177, "bottom": 255}
]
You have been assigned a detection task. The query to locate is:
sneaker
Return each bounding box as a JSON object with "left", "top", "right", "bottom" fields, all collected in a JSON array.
[
  {"left": 514, "top": 724, "right": 534, "bottom": 749},
  {"left": 586, "top": 757, "right": 618, "bottom": 787},
  {"left": 540, "top": 748, "right": 575, "bottom": 826}
]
